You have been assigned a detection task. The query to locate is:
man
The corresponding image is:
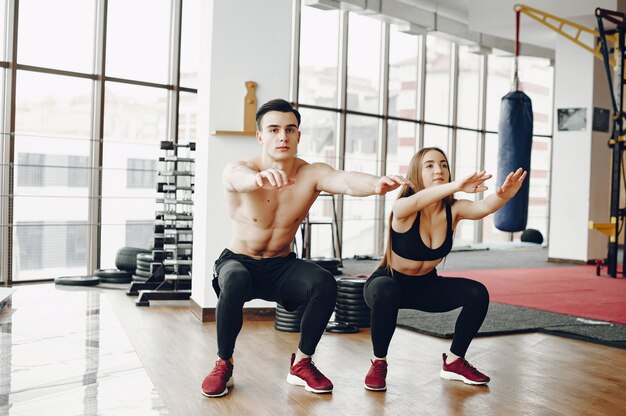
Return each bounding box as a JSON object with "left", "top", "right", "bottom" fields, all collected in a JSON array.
[{"left": 201, "top": 99, "right": 412, "bottom": 397}]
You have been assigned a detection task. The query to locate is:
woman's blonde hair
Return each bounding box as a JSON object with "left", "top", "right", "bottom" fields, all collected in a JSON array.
[{"left": 379, "top": 147, "right": 454, "bottom": 271}]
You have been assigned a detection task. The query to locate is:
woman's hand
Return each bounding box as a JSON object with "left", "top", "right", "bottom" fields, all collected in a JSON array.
[
  {"left": 456, "top": 171, "right": 492, "bottom": 194},
  {"left": 496, "top": 168, "right": 527, "bottom": 200}
]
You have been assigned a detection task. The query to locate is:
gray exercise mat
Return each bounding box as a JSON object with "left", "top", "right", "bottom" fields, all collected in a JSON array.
[{"left": 396, "top": 302, "right": 626, "bottom": 349}]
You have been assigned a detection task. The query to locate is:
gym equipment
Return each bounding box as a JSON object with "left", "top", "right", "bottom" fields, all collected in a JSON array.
[
  {"left": 521, "top": 228, "right": 544, "bottom": 244},
  {"left": 494, "top": 90, "right": 532, "bottom": 233},
  {"left": 325, "top": 321, "right": 359, "bottom": 334},
  {"left": 300, "top": 193, "right": 342, "bottom": 275},
  {"left": 94, "top": 269, "right": 132, "bottom": 283},
  {"left": 515, "top": 4, "right": 626, "bottom": 277},
  {"left": 275, "top": 303, "right": 306, "bottom": 332},
  {"left": 114, "top": 246, "right": 151, "bottom": 272},
  {"left": 128, "top": 138, "right": 195, "bottom": 305},
  {"left": 493, "top": 12, "right": 533, "bottom": 235},
  {"left": 159, "top": 141, "right": 196, "bottom": 151},
  {"left": 54, "top": 276, "right": 100, "bottom": 286},
  {"left": 334, "top": 277, "right": 370, "bottom": 328}
]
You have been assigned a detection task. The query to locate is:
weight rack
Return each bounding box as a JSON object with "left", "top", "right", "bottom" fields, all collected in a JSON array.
[{"left": 127, "top": 140, "right": 195, "bottom": 306}]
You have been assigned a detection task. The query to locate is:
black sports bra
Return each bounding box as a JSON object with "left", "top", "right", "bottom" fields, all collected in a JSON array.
[{"left": 390, "top": 203, "right": 453, "bottom": 261}]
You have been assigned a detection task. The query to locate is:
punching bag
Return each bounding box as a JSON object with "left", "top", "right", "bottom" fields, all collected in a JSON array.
[{"left": 494, "top": 90, "right": 533, "bottom": 232}]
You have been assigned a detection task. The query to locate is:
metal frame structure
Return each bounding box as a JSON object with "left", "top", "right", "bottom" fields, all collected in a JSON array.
[
  {"left": 596, "top": 8, "right": 626, "bottom": 277},
  {"left": 516, "top": 4, "right": 626, "bottom": 278}
]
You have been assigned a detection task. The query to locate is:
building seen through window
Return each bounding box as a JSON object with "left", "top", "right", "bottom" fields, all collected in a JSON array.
[
  {"left": 1, "top": 0, "right": 199, "bottom": 282},
  {"left": 296, "top": 0, "right": 553, "bottom": 257}
]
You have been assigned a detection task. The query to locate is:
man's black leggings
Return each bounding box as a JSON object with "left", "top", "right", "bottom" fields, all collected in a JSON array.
[
  {"left": 363, "top": 267, "right": 489, "bottom": 358},
  {"left": 212, "top": 249, "right": 337, "bottom": 359}
]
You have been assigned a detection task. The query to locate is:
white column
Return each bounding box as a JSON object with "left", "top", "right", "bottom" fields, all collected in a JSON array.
[
  {"left": 192, "top": 0, "right": 294, "bottom": 315},
  {"left": 548, "top": 34, "right": 611, "bottom": 262}
]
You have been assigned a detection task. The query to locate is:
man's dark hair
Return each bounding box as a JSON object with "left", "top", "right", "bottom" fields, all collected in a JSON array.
[{"left": 255, "top": 99, "right": 301, "bottom": 130}]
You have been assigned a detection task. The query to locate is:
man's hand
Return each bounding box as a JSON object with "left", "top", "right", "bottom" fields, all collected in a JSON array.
[
  {"left": 374, "top": 175, "right": 415, "bottom": 195},
  {"left": 255, "top": 168, "right": 295, "bottom": 190},
  {"left": 456, "top": 171, "right": 492, "bottom": 194},
  {"left": 496, "top": 168, "right": 527, "bottom": 200}
]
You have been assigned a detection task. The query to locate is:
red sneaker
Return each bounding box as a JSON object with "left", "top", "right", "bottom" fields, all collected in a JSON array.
[
  {"left": 201, "top": 359, "right": 234, "bottom": 397},
  {"left": 286, "top": 353, "right": 333, "bottom": 393},
  {"left": 364, "top": 359, "right": 387, "bottom": 391},
  {"left": 440, "top": 353, "right": 490, "bottom": 385}
]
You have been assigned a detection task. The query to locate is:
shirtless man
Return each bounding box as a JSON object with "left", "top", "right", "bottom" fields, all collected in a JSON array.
[{"left": 201, "top": 99, "right": 412, "bottom": 397}]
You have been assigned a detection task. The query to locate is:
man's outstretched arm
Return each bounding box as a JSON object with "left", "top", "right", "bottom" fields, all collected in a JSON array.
[
  {"left": 314, "top": 163, "right": 413, "bottom": 196},
  {"left": 223, "top": 161, "right": 294, "bottom": 193}
]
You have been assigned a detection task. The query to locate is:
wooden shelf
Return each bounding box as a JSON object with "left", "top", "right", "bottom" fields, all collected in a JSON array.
[{"left": 211, "top": 130, "right": 256, "bottom": 136}]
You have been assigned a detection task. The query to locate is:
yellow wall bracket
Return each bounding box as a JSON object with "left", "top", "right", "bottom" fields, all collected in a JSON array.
[
  {"left": 589, "top": 217, "right": 617, "bottom": 242},
  {"left": 515, "top": 4, "right": 618, "bottom": 67},
  {"left": 212, "top": 81, "right": 258, "bottom": 137}
]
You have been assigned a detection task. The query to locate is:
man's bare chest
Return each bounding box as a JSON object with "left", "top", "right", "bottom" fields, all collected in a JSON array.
[{"left": 235, "top": 186, "right": 318, "bottom": 227}]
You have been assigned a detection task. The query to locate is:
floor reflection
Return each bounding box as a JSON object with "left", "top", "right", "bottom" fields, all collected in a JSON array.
[{"left": 0, "top": 284, "right": 168, "bottom": 416}]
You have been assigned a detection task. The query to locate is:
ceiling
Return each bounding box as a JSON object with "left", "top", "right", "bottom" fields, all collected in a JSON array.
[{"left": 425, "top": 0, "right": 625, "bottom": 50}]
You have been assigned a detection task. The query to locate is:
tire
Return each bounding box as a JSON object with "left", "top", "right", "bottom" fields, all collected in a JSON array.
[
  {"left": 115, "top": 247, "right": 151, "bottom": 272},
  {"left": 54, "top": 275, "right": 100, "bottom": 286}
]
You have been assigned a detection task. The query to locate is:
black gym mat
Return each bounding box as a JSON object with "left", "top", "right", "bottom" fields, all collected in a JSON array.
[{"left": 396, "top": 302, "right": 626, "bottom": 350}]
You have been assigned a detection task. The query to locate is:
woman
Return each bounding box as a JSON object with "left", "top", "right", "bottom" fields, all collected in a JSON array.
[{"left": 363, "top": 147, "right": 527, "bottom": 390}]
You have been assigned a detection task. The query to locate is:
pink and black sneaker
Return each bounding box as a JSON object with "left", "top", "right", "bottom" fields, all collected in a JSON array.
[
  {"left": 201, "top": 359, "right": 234, "bottom": 397},
  {"left": 440, "top": 353, "right": 490, "bottom": 385},
  {"left": 286, "top": 353, "right": 333, "bottom": 393}
]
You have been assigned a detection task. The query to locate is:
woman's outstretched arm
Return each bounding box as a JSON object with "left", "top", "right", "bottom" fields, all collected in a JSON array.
[{"left": 455, "top": 168, "right": 527, "bottom": 221}]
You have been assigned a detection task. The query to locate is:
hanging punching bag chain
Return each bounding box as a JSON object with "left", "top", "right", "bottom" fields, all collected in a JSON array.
[{"left": 513, "top": 8, "right": 521, "bottom": 91}]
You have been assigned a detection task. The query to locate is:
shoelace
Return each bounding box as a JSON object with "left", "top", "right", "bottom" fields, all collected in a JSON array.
[
  {"left": 369, "top": 361, "right": 387, "bottom": 376},
  {"left": 298, "top": 359, "right": 326, "bottom": 381},
  {"left": 209, "top": 361, "right": 230, "bottom": 378},
  {"left": 460, "top": 359, "right": 483, "bottom": 377}
]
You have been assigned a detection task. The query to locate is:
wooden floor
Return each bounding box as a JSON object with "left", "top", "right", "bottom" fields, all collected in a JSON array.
[{"left": 104, "top": 288, "right": 626, "bottom": 416}]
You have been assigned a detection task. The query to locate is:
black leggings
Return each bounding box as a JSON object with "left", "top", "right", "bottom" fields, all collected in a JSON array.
[
  {"left": 363, "top": 268, "right": 489, "bottom": 358},
  {"left": 212, "top": 249, "right": 337, "bottom": 359}
]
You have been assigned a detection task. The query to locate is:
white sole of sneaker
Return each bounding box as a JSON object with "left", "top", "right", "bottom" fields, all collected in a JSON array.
[
  {"left": 201, "top": 377, "right": 234, "bottom": 397},
  {"left": 286, "top": 373, "right": 333, "bottom": 394},
  {"left": 364, "top": 383, "right": 387, "bottom": 392},
  {"left": 439, "top": 369, "right": 488, "bottom": 385}
]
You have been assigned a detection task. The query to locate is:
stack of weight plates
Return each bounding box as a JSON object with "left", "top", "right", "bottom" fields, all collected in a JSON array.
[
  {"left": 335, "top": 277, "right": 370, "bottom": 328},
  {"left": 275, "top": 303, "right": 307, "bottom": 332},
  {"left": 134, "top": 253, "right": 154, "bottom": 282},
  {"left": 309, "top": 257, "right": 342, "bottom": 275}
]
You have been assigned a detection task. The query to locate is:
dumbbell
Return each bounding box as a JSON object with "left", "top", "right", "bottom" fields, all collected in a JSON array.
[
  {"left": 160, "top": 141, "right": 196, "bottom": 151},
  {"left": 152, "top": 250, "right": 165, "bottom": 262},
  {"left": 157, "top": 183, "right": 195, "bottom": 193},
  {"left": 159, "top": 156, "right": 194, "bottom": 163}
]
